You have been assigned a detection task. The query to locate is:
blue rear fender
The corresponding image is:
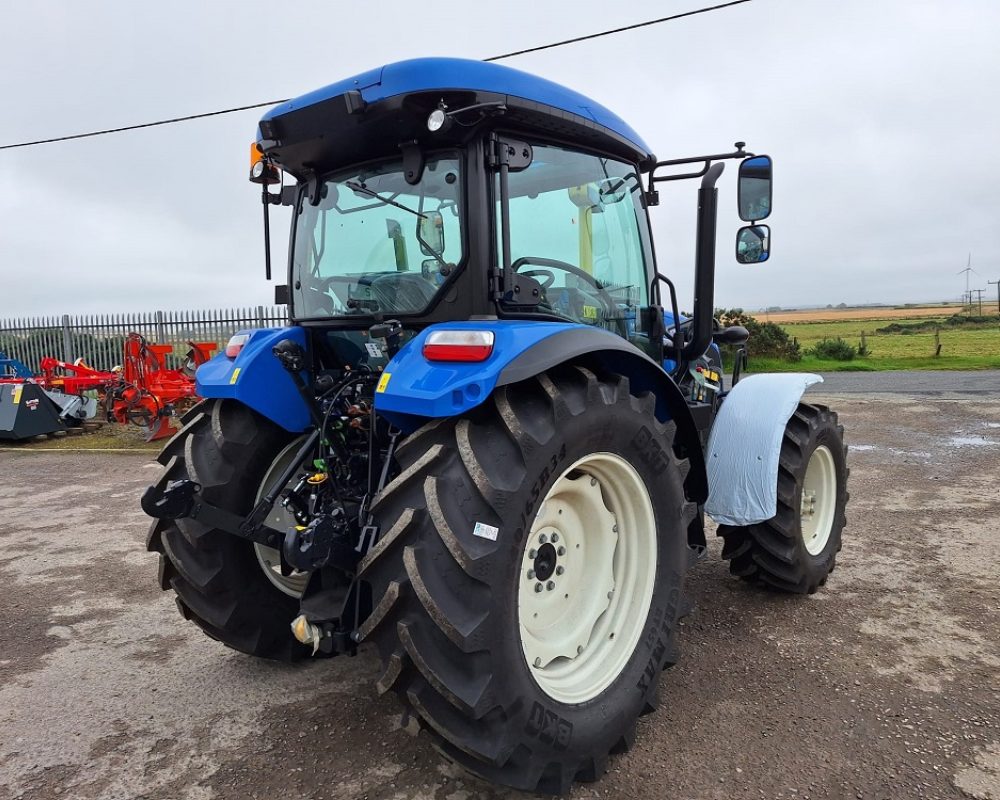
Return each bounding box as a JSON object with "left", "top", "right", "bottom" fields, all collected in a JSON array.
[
  {"left": 195, "top": 327, "right": 311, "bottom": 432},
  {"left": 375, "top": 320, "right": 708, "bottom": 504},
  {"left": 373, "top": 321, "right": 582, "bottom": 425}
]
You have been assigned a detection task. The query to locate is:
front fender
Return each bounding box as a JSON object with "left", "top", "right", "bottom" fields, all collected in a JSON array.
[
  {"left": 705, "top": 373, "right": 823, "bottom": 526},
  {"left": 195, "top": 327, "right": 310, "bottom": 432}
]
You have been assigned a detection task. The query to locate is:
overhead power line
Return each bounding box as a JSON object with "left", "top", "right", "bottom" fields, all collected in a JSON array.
[
  {"left": 0, "top": 100, "right": 292, "bottom": 152},
  {"left": 483, "top": 1, "right": 750, "bottom": 61},
  {"left": 0, "top": 0, "right": 750, "bottom": 152}
]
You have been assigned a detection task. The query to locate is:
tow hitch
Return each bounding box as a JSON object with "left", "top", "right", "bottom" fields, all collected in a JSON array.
[{"left": 141, "top": 474, "right": 285, "bottom": 548}]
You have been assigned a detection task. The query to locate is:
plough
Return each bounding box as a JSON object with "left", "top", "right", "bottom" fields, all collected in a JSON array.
[
  {"left": 0, "top": 334, "right": 216, "bottom": 441},
  {"left": 103, "top": 334, "right": 216, "bottom": 440}
]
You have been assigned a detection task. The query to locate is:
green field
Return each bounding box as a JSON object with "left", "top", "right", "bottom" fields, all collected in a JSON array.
[{"left": 747, "top": 315, "right": 1000, "bottom": 372}]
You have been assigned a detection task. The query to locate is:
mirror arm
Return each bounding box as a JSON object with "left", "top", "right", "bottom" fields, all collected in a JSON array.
[
  {"left": 653, "top": 142, "right": 753, "bottom": 169},
  {"left": 650, "top": 161, "right": 710, "bottom": 185},
  {"left": 645, "top": 142, "right": 752, "bottom": 205},
  {"left": 649, "top": 142, "right": 753, "bottom": 180}
]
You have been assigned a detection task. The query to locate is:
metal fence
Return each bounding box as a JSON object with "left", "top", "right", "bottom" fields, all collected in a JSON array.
[{"left": 0, "top": 307, "right": 289, "bottom": 373}]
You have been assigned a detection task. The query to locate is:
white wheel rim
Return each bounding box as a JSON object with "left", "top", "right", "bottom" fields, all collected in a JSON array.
[
  {"left": 517, "top": 452, "right": 657, "bottom": 704},
  {"left": 801, "top": 445, "right": 837, "bottom": 556},
  {"left": 253, "top": 437, "right": 311, "bottom": 598}
]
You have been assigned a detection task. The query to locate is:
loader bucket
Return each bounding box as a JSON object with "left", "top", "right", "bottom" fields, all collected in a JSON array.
[{"left": 0, "top": 383, "right": 67, "bottom": 441}]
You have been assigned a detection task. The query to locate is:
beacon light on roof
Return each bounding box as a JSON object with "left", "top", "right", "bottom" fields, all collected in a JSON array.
[
  {"left": 249, "top": 142, "right": 280, "bottom": 185},
  {"left": 422, "top": 330, "right": 495, "bottom": 362}
]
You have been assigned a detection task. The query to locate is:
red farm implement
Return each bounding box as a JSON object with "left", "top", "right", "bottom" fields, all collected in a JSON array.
[
  {"left": 0, "top": 333, "right": 216, "bottom": 441},
  {"left": 103, "top": 334, "right": 216, "bottom": 440}
]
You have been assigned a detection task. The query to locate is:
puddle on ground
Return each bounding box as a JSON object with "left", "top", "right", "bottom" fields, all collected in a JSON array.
[
  {"left": 949, "top": 435, "right": 995, "bottom": 447},
  {"left": 848, "top": 443, "right": 932, "bottom": 459}
]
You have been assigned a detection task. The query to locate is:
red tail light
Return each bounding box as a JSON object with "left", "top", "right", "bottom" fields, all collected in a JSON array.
[
  {"left": 423, "top": 330, "right": 495, "bottom": 362},
  {"left": 225, "top": 333, "right": 250, "bottom": 358}
]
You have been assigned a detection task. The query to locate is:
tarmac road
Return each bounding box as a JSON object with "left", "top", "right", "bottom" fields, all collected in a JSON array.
[
  {"left": 813, "top": 370, "right": 1000, "bottom": 396},
  {"left": 1, "top": 395, "right": 999, "bottom": 800}
]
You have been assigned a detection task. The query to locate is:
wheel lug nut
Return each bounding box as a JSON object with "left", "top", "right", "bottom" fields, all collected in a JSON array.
[
  {"left": 557, "top": 546, "right": 566, "bottom": 556},
  {"left": 555, "top": 566, "right": 564, "bottom": 575},
  {"left": 550, "top": 533, "right": 559, "bottom": 543},
  {"left": 527, "top": 569, "right": 535, "bottom": 580},
  {"left": 535, "top": 583, "right": 543, "bottom": 593},
  {"left": 546, "top": 581, "right": 555, "bottom": 591},
  {"left": 534, "top": 657, "right": 541, "bottom": 667},
  {"left": 577, "top": 645, "right": 583, "bottom": 655},
  {"left": 538, "top": 534, "right": 548, "bottom": 544},
  {"left": 612, "top": 525, "right": 619, "bottom": 533},
  {"left": 529, "top": 548, "right": 537, "bottom": 559},
  {"left": 590, "top": 477, "right": 597, "bottom": 486}
]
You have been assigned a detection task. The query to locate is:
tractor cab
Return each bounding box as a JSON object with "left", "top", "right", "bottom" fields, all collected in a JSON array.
[{"left": 250, "top": 58, "right": 763, "bottom": 388}]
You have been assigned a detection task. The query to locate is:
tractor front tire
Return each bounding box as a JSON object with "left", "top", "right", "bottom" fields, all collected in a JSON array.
[
  {"left": 718, "top": 402, "right": 848, "bottom": 593},
  {"left": 358, "top": 366, "right": 694, "bottom": 794},
  {"left": 146, "top": 399, "right": 310, "bottom": 661}
]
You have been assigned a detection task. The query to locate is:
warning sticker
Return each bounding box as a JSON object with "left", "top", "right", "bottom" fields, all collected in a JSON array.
[
  {"left": 12, "top": 386, "right": 22, "bottom": 405},
  {"left": 229, "top": 367, "right": 241, "bottom": 385},
  {"left": 472, "top": 521, "right": 499, "bottom": 541},
  {"left": 376, "top": 372, "right": 391, "bottom": 393},
  {"left": 365, "top": 342, "right": 384, "bottom": 358}
]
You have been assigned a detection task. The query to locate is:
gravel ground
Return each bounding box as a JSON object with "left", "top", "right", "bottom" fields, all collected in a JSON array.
[{"left": 1, "top": 396, "right": 999, "bottom": 800}]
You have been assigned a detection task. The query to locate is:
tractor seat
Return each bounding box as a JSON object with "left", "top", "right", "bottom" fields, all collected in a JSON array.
[{"left": 713, "top": 325, "right": 750, "bottom": 346}]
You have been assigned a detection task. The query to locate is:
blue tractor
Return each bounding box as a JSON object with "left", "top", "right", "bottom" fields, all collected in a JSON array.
[{"left": 142, "top": 58, "right": 848, "bottom": 794}]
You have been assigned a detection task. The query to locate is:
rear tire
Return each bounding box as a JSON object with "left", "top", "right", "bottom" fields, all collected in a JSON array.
[
  {"left": 718, "top": 402, "right": 848, "bottom": 593},
  {"left": 358, "top": 366, "right": 694, "bottom": 794},
  {"left": 145, "top": 399, "right": 310, "bottom": 661}
]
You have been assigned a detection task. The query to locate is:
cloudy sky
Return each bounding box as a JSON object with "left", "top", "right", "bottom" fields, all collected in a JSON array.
[{"left": 2, "top": 0, "right": 998, "bottom": 317}]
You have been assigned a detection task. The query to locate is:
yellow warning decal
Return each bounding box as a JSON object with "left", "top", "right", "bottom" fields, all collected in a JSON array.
[
  {"left": 706, "top": 370, "right": 720, "bottom": 383},
  {"left": 12, "top": 386, "right": 22, "bottom": 405},
  {"left": 582, "top": 305, "right": 598, "bottom": 321},
  {"left": 376, "top": 372, "right": 391, "bottom": 393},
  {"left": 229, "top": 367, "right": 241, "bottom": 385}
]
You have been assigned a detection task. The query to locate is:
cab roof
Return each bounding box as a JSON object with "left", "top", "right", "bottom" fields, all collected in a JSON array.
[{"left": 258, "top": 57, "right": 655, "bottom": 175}]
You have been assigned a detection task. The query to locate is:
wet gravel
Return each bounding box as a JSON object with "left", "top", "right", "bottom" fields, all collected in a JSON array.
[{"left": 1, "top": 395, "right": 998, "bottom": 800}]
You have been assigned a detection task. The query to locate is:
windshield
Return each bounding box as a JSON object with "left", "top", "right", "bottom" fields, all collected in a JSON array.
[{"left": 292, "top": 155, "right": 462, "bottom": 318}]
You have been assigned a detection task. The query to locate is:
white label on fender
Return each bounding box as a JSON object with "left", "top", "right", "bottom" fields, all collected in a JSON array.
[{"left": 473, "top": 522, "right": 499, "bottom": 541}]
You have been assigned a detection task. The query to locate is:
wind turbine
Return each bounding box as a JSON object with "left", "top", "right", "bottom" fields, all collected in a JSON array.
[{"left": 957, "top": 253, "right": 977, "bottom": 307}]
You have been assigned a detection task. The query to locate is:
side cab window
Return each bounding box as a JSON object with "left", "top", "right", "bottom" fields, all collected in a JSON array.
[{"left": 499, "top": 144, "right": 653, "bottom": 341}]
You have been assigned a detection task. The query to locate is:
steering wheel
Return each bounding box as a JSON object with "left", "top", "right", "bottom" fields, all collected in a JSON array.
[{"left": 510, "top": 256, "right": 618, "bottom": 310}]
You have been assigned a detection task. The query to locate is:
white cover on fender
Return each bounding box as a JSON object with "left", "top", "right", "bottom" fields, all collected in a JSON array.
[{"left": 705, "top": 373, "right": 823, "bottom": 526}]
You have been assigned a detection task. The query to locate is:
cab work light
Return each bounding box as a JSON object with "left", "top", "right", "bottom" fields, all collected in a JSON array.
[
  {"left": 249, "top": 142, "right": 280, "bottom": 185},
  {"left": 225, "top": 333, "right": 251, "bottom": 358},
  {"left": 423, "top": 330, "right": 495, "bottom": 362}
]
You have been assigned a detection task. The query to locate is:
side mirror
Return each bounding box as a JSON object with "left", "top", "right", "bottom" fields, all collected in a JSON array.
[
  {"left": 736, "top": 225, "right": 771, "bottom": 264},
  {"left": 738, "top": 155, "right": 772, "bottom": 221},
  {"left": 417, "top": 210, "right": 445, "bottom": 256}
]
